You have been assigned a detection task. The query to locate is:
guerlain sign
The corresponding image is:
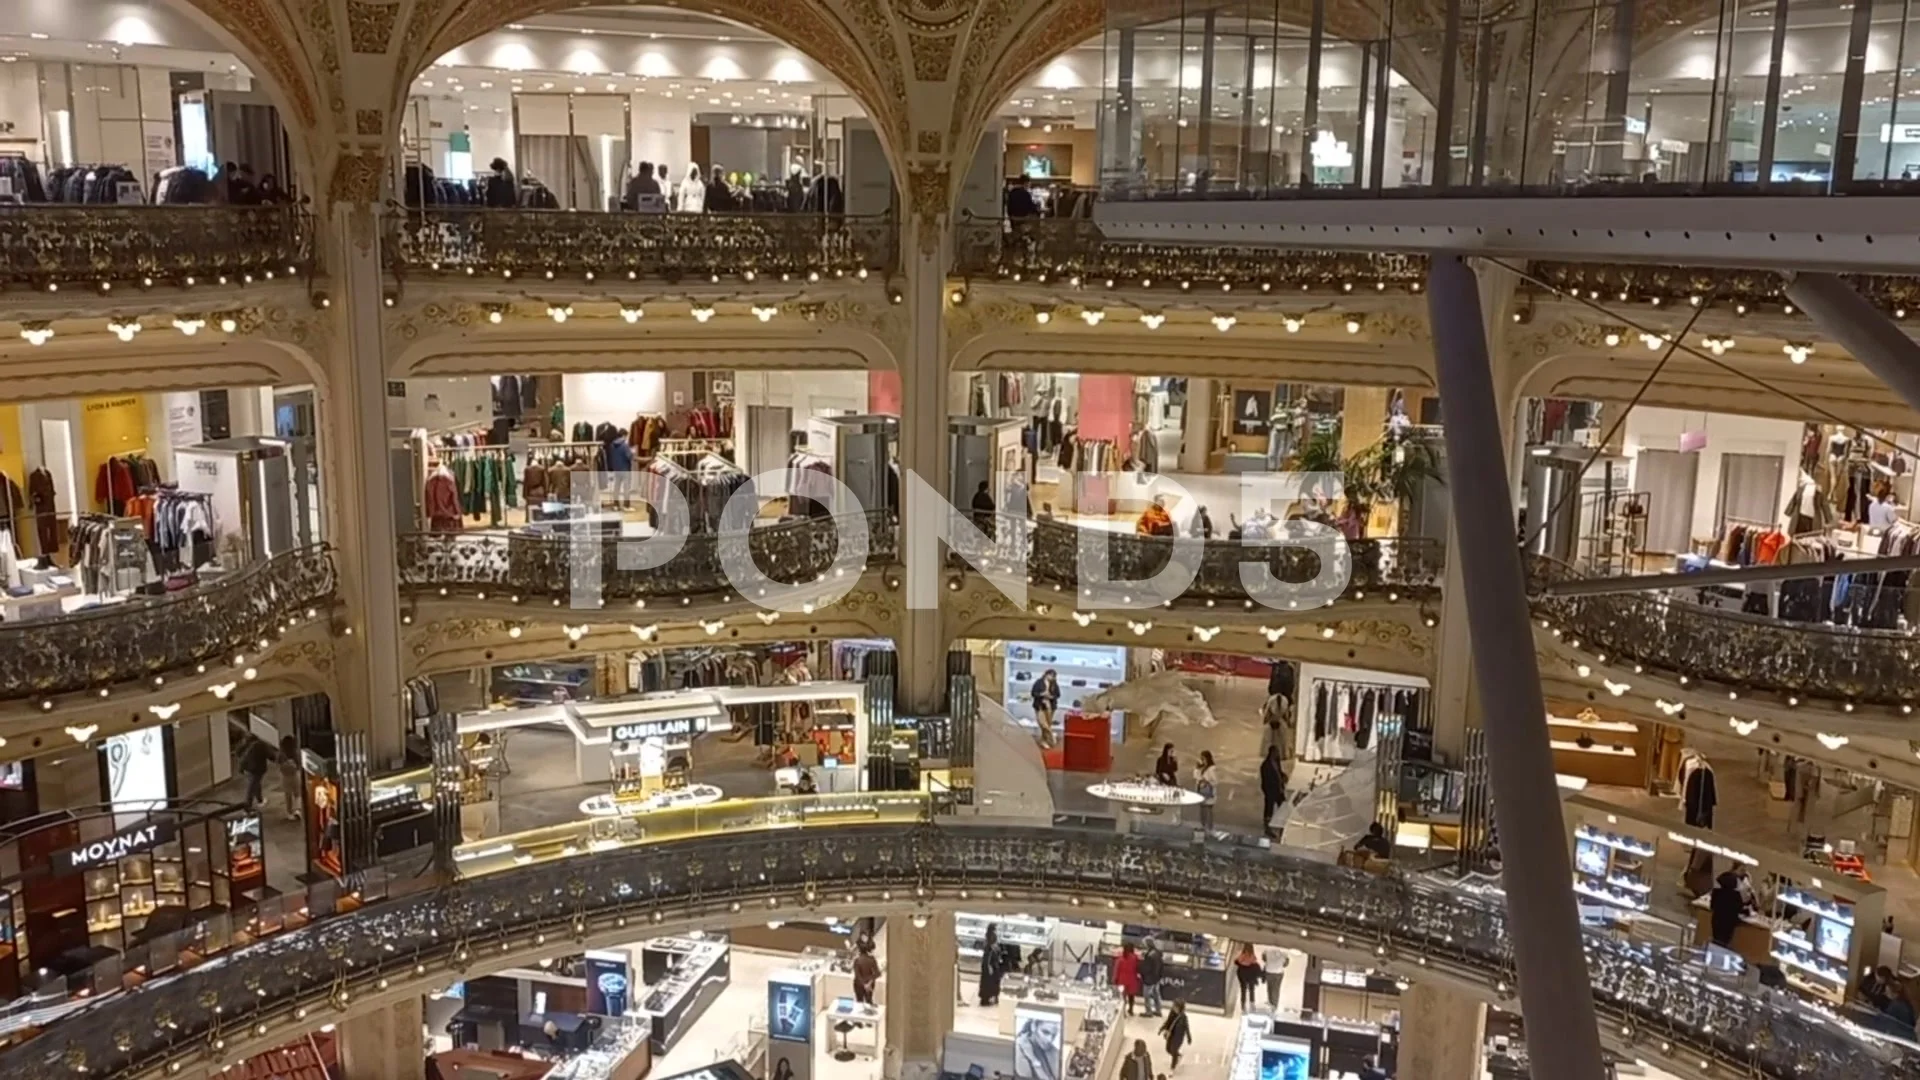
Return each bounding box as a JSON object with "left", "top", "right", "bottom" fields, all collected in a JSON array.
[{"left": 58, "top": 822, "right": 175, "bottom": 872}]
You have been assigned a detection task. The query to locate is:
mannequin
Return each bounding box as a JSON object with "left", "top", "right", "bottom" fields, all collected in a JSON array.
[
  {"left": 1783, "top": 470, "right": 1834, "bottom": 534},
  {"left": 786, "top": 162, "right": 808, "bottom": 211},
  {"left": 1679, "top": 750, "right": 1717, "bottom": 828},
  {"left": 677, "top": 164, "right": 706, "bottom": 213}
]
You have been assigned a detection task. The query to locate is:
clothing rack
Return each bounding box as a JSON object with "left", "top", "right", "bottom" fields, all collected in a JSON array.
[{"left": 1305, "top": 679, "right": 1428, "bottom": 765}]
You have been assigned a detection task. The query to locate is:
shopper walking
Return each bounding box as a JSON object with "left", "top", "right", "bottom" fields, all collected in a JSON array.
[
  {"left": 1153, "top": 743, "right": 1179, "bottom": 787},
  {"left": 240, "top": 734, "right": 271, "bottom": 808},
  {"left": 1232, "top": 943, "right": 1262, "bottom": 1012},
  {"left": 979, "top": 923, "right": 1006, "bottom": 1005},
  {"left": 1259, "top": 746, "right": 1286, "bottom": 839},
  {"left": 277, "top": 735, "right": 303, "bottom": 821},
  {"left": 1138, "top": 939, "right": 1165, "bottom": 1017},
  {"left": 1120, "top": 1040, "right": 1154, "bottom": 1080},
  {"left": 1260, "top": 945, "right": 1290, "bottom": 1011},
  {"left": 1159, "top": 999, "right": 1191, "bottom": 1070},
  {"left": 852, "top": 939, "right": 881, "bottom": 1005},
  {"left": 1194, "top": 750, "right": 1218, "bottom": 834},
  {"left": 1113, "top": 941, "right": 1143, "bottom": 1015}
]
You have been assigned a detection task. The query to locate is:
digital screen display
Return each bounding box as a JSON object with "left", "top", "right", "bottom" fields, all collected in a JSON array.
[
  {"left": 1573, "top": 839, "right": 1608, "bottom": 877},
  {"left": 584, "top": 950, "right": 631, "bottom": 1016},
  {"left": 768, "top": 979, "right": 813, "bottom": 1043},
  {"left": 1012, "top": 1006, "right": 1064, "bottom": 1080},
  {"left": 1816, "top": 916, "right": 1851, "bottom": 962},
  {"left": 0, "top": 761, "right": 24, "bottom": 790},
  {"left": 1258, "top": 1039, "right": 1311, "bottom": 1080},
  {"left": 104, "top": 729, "right": 168, "bottom": 812}
]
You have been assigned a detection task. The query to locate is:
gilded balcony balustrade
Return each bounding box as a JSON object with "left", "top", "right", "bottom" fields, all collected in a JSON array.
[
  {"left": 385, "top": 208, "right": 897, "bottom": 283},
  {"left": 7, "top": 823, "right": 1909, "bottom": 1080},
  {"left": 0, "top": 546, "right": 337, "bottom": 701},
  {"left": 949, "top": 217, "right": 1426, "bottom": 291},
  {"left": 397, "top": 512, "right": 899, "bottom": 601},
  {"left": 0, "top": 204, "right": 314, "bottom": 289}
]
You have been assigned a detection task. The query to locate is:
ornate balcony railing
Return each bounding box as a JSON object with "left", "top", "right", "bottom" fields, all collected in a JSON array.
[
  {"left": 397, "top": 512, "right": 899, "bottom": 601},
  {"left": 950, "top": 217, "right": 1427, "bottom": 291},
  {"left": 386, "top": 209, "right": 896, "bottom": 282},
  {"left": 1529, "top": 558, "right": 1920, "bottom": 707},
  {"left": 6, "top": 823, "right": 1910, "bottom": 1080},
  {"left": 0, "top": 546, "right": 337, "bottom": 701},
  {"left": 1526, "top": 261, "right": 1920, "bottom": 315},
  {"left": 1005, "top": 520, "right": 1445, "bottom": 605},
  {"left": 0, "top": 204, "right": 314, "bottom": 289}
]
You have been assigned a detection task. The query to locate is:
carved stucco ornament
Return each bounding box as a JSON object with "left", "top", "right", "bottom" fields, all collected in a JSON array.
[{"left": 346, "top": 0, "right": 401, "bottom": 53}]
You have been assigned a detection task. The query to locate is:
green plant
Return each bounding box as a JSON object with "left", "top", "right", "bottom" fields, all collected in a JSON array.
[
  {"left": 1341, "top": 434, "right": 1444, "bottom": 535},
  {"left": 1288, "top": 430, "right": 1345, "bottom": 504}
]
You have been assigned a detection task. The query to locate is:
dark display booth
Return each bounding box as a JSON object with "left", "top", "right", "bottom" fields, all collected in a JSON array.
[{"left": 0, "top": 799, "right": 263, "bottom": 1003}]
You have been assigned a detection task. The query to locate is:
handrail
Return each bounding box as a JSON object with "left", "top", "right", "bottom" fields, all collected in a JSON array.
[
  {"left": 949, "top": 216, "right": 1424, "bottom": 288},
  {"left": 4, "top": 823, "right": 1910, "bottom": 1080},
  {"left": 385, "top": 208, "right": 897, "bottom": 281},
  {"left": 397, "top": 511, "right": 898, "bottom": 601},
  {"left": 1528, "top": 555, "right": 1920, "bottom": 707},
  {"left": 0, "top": 204, "right": 314, "bottom": 287},
  {"left": 0, "top": 546, "right": 337, "bottom": 700}
]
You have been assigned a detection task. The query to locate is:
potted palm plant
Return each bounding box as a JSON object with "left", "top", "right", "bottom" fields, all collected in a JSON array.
[{"left": 1341, "top": 432, "right": 1444, "bottom": 539}]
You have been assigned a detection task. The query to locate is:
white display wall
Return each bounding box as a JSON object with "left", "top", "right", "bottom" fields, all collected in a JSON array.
[
  {"left": 1622, "top": 407, "right": 1802, "bottom": 547},
  {"left": 388, "top": 376, "right": 497, "bottom": 432},
  {"left": 562, "top": 372, "right": 667, "bottom": 435},
  {"left": 1002, "top": 641, "right": 1127, "bottom": 737},
  {"left": 733, "top": 370, "right": 867, "bottom": 477}
]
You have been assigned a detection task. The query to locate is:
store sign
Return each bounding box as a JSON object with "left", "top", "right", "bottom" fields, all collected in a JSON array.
[
  {"left": 1882, "top": 124, "right": 1920, "bottom": 144},
  {"left": 59, "top": 821, "right": 175, "bottom": 872},
  {"left": 611, "top": 717, "right": 708, "bottom": 741}
]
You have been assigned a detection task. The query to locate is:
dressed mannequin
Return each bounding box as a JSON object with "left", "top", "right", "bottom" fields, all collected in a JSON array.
[
  {"left": 677, "top": 165, "right": 706, "bottom": 213},
  {"left": 1679, "top": 750, "right": 1717, "bottom": 828},
  {"left": 1783, "top": 470, "right": 1834, "bottom": 534},
  {"left": 786, "top": 163, "right": 808, "bottom": 211}
]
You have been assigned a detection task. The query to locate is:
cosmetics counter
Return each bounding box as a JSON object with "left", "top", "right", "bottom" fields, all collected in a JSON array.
[
  {"left": 942, "top": 977, "right": 1123, "bottom": 1080},
  {"left": 953, "top": 913, "right": 1229, "bottom": 1011},
  {"left": 541, "top": 1017, "right": 652, "bottom": 1080},
  {"left": 450, "top": 791, "right": 931, "bottom": 878},
  {"left": 1562, "top": 793, "right": 1887, "bottom": 1006},
  {"left": 635, "top": 935, "right": 731, "bottom": 1053}
]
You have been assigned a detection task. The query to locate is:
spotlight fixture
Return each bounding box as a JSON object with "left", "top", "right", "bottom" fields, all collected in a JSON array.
[
  {"left": 1210, "top": 313, "right": 1236, "bottom": 332},
  {"left": 546, "top": 303, "right": 573, "bottom": 323},
  {"left": 1032, "top": 305, "right": 1054, "bottom": 325},
  {"left": 173, "top": 315, "right": 206, "bottom": 336},
  {"left": 484, "top": 304, "right": 507, "bottom": 324},
  {"left": 1783, "top": 342, "right": 1813, "bottom": 364},
  {"left": 218, "top": 313, "right": 239, "bottom": 333},
  {"left": 1283, "top": 316, "right": 1303, "bottom": 333},
  {"left": 690, "top": 304, "right": 716, "bottom": 322},
  {"left": 619, "top": 305, "right": 643, "bottom": 323},
  {"left": 1602, "top": 328, "right": 1622, "bottom": 347},
  {"left": 1701, "top": 335, "right": 1735, "bottom": 356},
  {"left": 751, "top": 305, "right": 778, "bottom": 322},
  {"left": 1080, "top": 308, "right": 1106, "bottom": 326},
  {"left": 1344, "top": 315, "right": 1362, "bottom": 334},
  {"left": 1640, "top": 331, "right": 1665, "bottom": 350},
  {"left": 1138, "top": 312, "right": 1165, "bottom": 329},
  {"left": 108, "top": 319, "right": 142, "bottom": 341}
]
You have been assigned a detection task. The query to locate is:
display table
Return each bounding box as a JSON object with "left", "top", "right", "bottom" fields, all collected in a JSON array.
[
  {"left": 1086, "top": 780, "right": 1202, "bottom": 833},
  {"left": 0, "top": 581, "right": 85, "bottom": 622},
  {"left": 824, "top": 997, "right": 882, "bottom": 1061},
  {"left": 637, "top": 936, "right": 730, "bottom": 1053},
  {"left": 579, "top": 784, "right": 725, "bottom": 818}
]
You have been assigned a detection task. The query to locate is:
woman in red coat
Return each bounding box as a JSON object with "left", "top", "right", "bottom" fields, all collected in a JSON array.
[{"left": 1114, "top": 941, "right": 1143, "bottom": 1015}]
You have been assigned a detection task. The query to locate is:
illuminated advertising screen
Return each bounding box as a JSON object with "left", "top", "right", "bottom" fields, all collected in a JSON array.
[
  {"left": 1258, "top": 1038, "right": 1311, "bottom": 1080},
  {"left": 104, "top": 729, "right": 169, "bottom": 812},
  {"left": 1012, "top": 1004, "right": 1064, "bottom": 1080},
  {"left": 584, "top": 950, "right": 632, "bottom": 1016},
  {"left": 768, "top": 978, "right": 813, "bottom": 1043}
]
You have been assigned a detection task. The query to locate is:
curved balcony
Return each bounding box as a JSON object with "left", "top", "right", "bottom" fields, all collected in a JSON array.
[
  {"left": 0, "top": 546, "right": 337, "bottom": 701},
  {"left": 385, "top": 208, "right": 896, "bottom": 284},
  {"left": 396, "top": 512, "right": 899, "bottom": 602},
  {"left": 1015, "top": 519, "right": 1445, "bottom": 605},
  {"left": 0, "top": 204, "right": 315, "bottom": 289},
  {"left": 1531, "top": 558, "right": 1920, "bottom": 708},
  {"left": 949, "top": 217, "right": 1425, "bottom": 290},
  {"left": 7, "top": 822, "right": 1909, "bottom": 1080}
]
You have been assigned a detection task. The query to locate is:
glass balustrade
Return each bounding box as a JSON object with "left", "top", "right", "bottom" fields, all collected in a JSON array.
[{"left": 1093, "top": 0, "right": 1920, "bottom": 198}]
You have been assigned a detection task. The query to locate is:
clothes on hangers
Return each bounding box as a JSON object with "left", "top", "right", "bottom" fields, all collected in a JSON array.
[
  {"left": 95, "top": 453, "right": 160, "bottom": 515},
  {"left": 1681, "top": 754, "right": 1717, "bottom": 828}
]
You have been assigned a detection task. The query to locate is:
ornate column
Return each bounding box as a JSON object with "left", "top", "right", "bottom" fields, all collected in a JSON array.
[
  {"left": 1396, "top": 982, "right": 1486, "bottom": 1080},
  {"left": 336, "top": 996, "right": 423, "bottom": 1080},
  {"left": 1178, "top": 377, "right": 1212, "bottom": 472},
  {"left": 318, "top": 201, "right": 407, "bottom": 767},
  {"left": 884, "top": 911, "right": 956, "bottom": 1078},
  {"left": 897, "top": 188, "right": 954, "bottom": 715},
  {"left": 1426, "top": 253, "right": 1606, "bottom": 1080}
]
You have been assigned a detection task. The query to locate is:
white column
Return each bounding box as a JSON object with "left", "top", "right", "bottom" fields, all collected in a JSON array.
[
  {"left": 898, "top": 219, "right": 951, "bottom": 713},
  {"left": 337, "top": 996, "right": 424, "bottom": 1080},
  {"left": 1396, "top": 982, "right": 1485, "bottom": 1080},
  {"left": 1179, "top": 377, "right": 1213, "bottom": 472},
  {"left": 321, "top": 204, "right": 407, "bottom": 767},
  {"left": 884, "top": 911, "right": 956, "bottom": 1077},
  {"left": 230, "top": 387, "right": 275, "bottom": 438}
]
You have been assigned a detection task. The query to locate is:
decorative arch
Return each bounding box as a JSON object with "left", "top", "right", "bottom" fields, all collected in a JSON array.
[
  {"left": 401, "top": 0, "right": 911, "bottom": 165},
  {"left": 1514, "top": 348, "right": 1920, "bottom": 431},
  {"left": 390, "top": 322, "right": 902, "bottom": 379},
  {"left": 0, "top": 336, "right": 322, "bottom": 404},
  {"left": 951, "top": 327, "right": 1436, "bottom": 386}
]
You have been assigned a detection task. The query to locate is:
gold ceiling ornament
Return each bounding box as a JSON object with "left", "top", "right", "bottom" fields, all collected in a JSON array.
[{"left": 346, "top": 0, "right": 400, "bottom": 53}]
